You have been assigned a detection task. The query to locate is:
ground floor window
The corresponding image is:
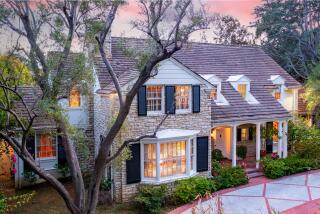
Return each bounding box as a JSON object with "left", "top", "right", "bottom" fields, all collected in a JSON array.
[
  {"left": 36, "top": 134, "right": 56, "bottom": 159},
  {"left": 142, "top": 136, "right": 196, "bottom": 182}
]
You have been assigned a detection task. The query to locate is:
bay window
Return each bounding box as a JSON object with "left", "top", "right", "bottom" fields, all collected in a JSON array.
[
  {"left": 176, "top": 85, "right": 191, "bottom": 112},
  {"left": 146, "top": 86, "right": 163, "bottom": 113},
  {"left": 141, "top": 130, "right": 198, "bottom": 183}
]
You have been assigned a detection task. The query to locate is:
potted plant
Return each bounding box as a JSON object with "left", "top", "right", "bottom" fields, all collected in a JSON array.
[{"left": 236, "top": 145, "right": 247, "bottom": 168}]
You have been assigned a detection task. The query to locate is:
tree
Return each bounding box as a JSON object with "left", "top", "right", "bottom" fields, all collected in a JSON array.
[
  {"left": 254, "top": 0, "right": 320, "bottom": 82},
  {"left": 0, "top": 0, "right": 210, "bottom": 213},
  {"left": 212, "top": 14, "right": 255, "bottom": 45}
]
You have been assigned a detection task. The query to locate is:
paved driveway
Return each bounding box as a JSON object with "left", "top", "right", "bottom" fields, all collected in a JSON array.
[{"left": 170, "top": 170, "right": 320, "bottom": 214}]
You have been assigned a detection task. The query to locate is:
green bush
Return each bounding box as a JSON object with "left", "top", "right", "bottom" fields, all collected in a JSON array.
[
  {"left": 173, "top": 177, "right": 216, "bottom": 204},
  {"left": 261, "top": 156, "right": 320, "bottom": 179},
  {"left": 100, "top": 177, "right": 112, "bottom": 191},
  {"left": 0, "top": 193, "right": 7, "bottom": 214},
  {"left": 212, "top": 149, "right": 224, "bottom": 161},
  {"left": 214, "top": 166, "right": 248, "bottom": 189},
  {"left": 135, "top": 185, "right": 167, "bottom": 214},
  {"left": 261, "top": 158, "right": 287, "bottom": 179},
  {"left": 236, "top": 145, "right": 247, "bottom": 160}
]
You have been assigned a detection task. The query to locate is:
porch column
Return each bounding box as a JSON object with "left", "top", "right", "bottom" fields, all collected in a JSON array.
[
  {"left": 256, "top": 123, "right": 261, "bottom": 168},
  {"left": 277, "top": 121, "right": 283, "bottom": 158},
  {"left": 232, "top": 125, "right": 237, "bottom": 167},
  {"left": 283, "top": 121, "right": 288, "bottom": 158}
]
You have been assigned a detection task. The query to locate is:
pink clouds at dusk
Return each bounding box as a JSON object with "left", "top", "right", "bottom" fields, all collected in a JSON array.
[{"left": 113, "top": 0, "right": 263, "bottom": 36}]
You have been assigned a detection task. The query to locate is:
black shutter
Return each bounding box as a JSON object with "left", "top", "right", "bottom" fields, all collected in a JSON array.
[
  {"left": 197, "top": 136, "right": 208, "bottom": 172},
  {"left": 137, "top": 86, "right": 147, "bottom": 116},
  {"left": 165, "top": 86, "right": 175, "bottom": 114},
  {"left": 58, "top": 136, "right": 67, "bottom": 165},
  {"left": 192, "top": 85, "right": 200, "bottom": 113},
  {"left": 249, "top": 127, "right": 254, "bottom": 141},
  {"left": 126, "top": 143, "right": 141, "bottom": 184},
  {"left": 24, "top": 135, "right": 35, "bottom": 171},
  {"left": 237, "top": 128, "right": 242, "bottom": 142}
]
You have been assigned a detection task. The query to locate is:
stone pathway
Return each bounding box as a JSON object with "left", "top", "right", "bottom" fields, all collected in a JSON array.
[{"left": 169, "top": 170, "right": 320, "bottom": 214}]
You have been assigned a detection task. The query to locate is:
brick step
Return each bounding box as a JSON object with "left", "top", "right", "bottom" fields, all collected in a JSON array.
[{"left": 247, "top": 171, "right": 264, "bottom": 179}]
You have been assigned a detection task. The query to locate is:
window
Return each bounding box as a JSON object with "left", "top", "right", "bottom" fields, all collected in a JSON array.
[
  {"left": 69, "top": 87, "right": 81, "bottom": 108},
  {"left": 37, "top": 134, "right": 56, "bottom": 159},
  {"left": 241, "top": 128, "right": 248, "bottom": 141},
  {"left": 274, "top": 85, "right": 281, "bottom": 100},
  {"left": 160, "top": 141, "right": 186, "bottom": 177},
  {"left": 210, "top": 87, "right": 218, "bottom": 100},
  {"left": 144, "top": 144, "right": 157, "bottom": 178},
  {"left": 176, "top": 85, "right": 191, "bottom": 111},
  {"left": 237, "top": 84, "right": 247, "bottom": 98},
  {"left": 146, "top": 86, "right": 163, "bottom": 113},
  {"left": 273, "top": 122, "right": 279, "bottom": 142},
  {"left": 142, "top": 136, "right": 197, "bottom": 182}
]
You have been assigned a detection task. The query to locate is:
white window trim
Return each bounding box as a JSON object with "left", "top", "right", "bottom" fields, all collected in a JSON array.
[
  {"left": 175, "top": 85, "right": 192, "bottom": 114},
  {"left": 140, "top": 136, "right": 197, "bottom": 184},
  {"left": 146, "top": 86, "right": 165, "bottom": 116}
]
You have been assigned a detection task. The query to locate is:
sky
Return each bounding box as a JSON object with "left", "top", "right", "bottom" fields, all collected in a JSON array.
[{"left": 112, "top": 0, "right": 263, "bottom": 37}]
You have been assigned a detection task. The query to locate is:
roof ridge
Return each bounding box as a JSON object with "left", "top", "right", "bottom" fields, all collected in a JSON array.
[{"left": 111, "top": 36, "right": 261, "bottom": 49}]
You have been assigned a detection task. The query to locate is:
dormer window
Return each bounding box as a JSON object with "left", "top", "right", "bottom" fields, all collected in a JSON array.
[
  {"left": 69, "top": 87, "right": 81, "bottom": 108},
  {"left": 210, "top": 87, "right": 218, "bottom": 100},
  {"left": 274, "top": 85, "right": 281, "bottom": 100},
  {"left": 269, "top": 75, "right": 285, "bottom": 102},
  {"left": 237, "top": 84, "right": 247, "bottom": 98}
]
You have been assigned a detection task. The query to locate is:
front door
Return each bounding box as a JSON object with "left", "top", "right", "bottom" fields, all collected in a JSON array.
[{"left": 213, "top": 128, "right": 231, "bottom": 159}]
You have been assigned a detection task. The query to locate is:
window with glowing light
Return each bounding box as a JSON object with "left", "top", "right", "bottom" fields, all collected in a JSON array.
[
  {"left": 36, "top": 134, "right": 56, "bottom": 159},
  {"left": 274, "top": 85, "right": 281, "bottom": 100},
  {"left": 176, "top": 85, "right": 191, "bottom": 111},
  {"left": 69, "top": 87, "right": 81, "bottom": 108},
  {"left": 210, "top": 87, "right": 218, "bottom": 100},
  {"left": 237, "top": 84, "right": 247, "bottom": 98},
  {"left": 160, "top": 141, "right": 186, "bottom": 177},
  {"left": 146, "top": 86, "right": 163, "bottom": 113},
  {"left": 241, "top": 128, "right": 248, "bottom": 141},
  {"left": 144, "top": 144, "right": 157, "bottom": 178}
]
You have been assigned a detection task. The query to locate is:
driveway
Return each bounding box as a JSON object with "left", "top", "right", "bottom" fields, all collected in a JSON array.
[{"left": 169, "top": 170, "right": 320, "bottom": 214}]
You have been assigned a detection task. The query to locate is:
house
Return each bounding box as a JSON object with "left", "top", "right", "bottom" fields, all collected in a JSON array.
[{"left": 7, "top": 37, "right": 301, "bottom": 203}]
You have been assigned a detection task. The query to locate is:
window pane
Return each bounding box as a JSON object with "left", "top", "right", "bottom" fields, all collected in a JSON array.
[
  {"left": 241, "top": 128, "right": 247, "bottom": 141},
  {"left": 37, "top": 134, "right": 56, "bottom": 158},
  {"left": 176, "top": 86, "right": 190, "bottom": 110},
  {"left": 144, "top": 144, "right": 156, "bottom": 178},
  {"left": 146, "top": 86, "right": 162, "bottom": 112},
  {"left": 160, "top": 141, "right": 187, "bottom": 177},
  {"left": 237, "top": 84, "right": 247, "bottom": 98},
  {"left": 69, "top": 87, "right": 81, "bottom": 107},
  {"left": 210, "top": 87, "right": 217, "bottom": 100}
]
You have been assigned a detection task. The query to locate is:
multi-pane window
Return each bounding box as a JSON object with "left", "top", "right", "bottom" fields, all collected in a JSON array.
[
  {"left": 69, "top": 87, "right": 81, "bottom": 108},
  {"left": 176, "top": 85, "right": 190, "bottom": 111},
  {"left": 241, "top": 128, "right": 248, "bottom": 141},
  {"left": 144, "top": 144, "right": 156, "bottom": 178},
  {"left": 160, "top": 141, "right": 186, "bottom": 177},
  {"left": 210, "top": 87, "right": 218, "bottom": 100},
  {"left": 37, "top": 134, "right": 56, "bottom": 159},
  {"left": 237, "top": 84, "right": 247, "bottom": 98},
  {"left": 146, "top": 86, "right": 162, "bottom": 112},
  {"left": 274, "top": 85, "right": 281, "bottom": 100}
]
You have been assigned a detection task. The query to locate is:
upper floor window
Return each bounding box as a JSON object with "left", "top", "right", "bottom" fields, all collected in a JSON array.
[
  {"left": 210, "top": 87, "right": 218, "bottom": 101},
  {"left": 69, "top": 87, "right": 81, "bottom": 108},
  {"left": 237, "top": 84, "right": 247, "bottom": 98},
  {"left": 274, "top": 85, "right": 281, "bottom": 100},
  {"left": 37, "top": 134, "right": 56, "bottom": 159},
  {"left": 146, "top": 86, "right": 163, "bottom": 113},
  {"left": 176, "top": 85, "right": 191, "bottom": 111}
]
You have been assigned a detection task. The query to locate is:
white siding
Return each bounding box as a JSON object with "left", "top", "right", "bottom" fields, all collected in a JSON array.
[
  {"left": 145, "top": 59, "right": 202, "bottom": 85},
  {"left": 281, "top": 89, "right": 298, "bottom": 113}
]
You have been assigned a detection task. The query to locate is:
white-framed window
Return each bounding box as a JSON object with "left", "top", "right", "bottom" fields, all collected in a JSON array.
[
  {"left": 146, "top": 85, "right": 163, "bottom": 114},
  {"left": 210, "top": 86, "right": 218, "bottom": 101},
  {"left": 274, "top": 85, "right": 281, "bottom": 100},
  {"left": 141, "top": 137, "right": 197, "bottom": 183},
  {"left": 36, "top": 133, "right": 57, "bottom": 159},
  {"left": 175, "top": 85, "right": 191, "bottom": 113}
]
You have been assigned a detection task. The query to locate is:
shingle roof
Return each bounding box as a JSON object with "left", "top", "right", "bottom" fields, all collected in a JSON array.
[{"left": 94, "top": 37, "right": 302, "bottom": 124}]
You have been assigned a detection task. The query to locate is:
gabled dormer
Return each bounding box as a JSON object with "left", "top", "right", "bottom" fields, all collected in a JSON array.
[
  {"left": 269, "top": 75, "right": 286, "bottom": 101},
  {"left": 227, "top": 75, "right": 259, "bottom": 105},
  {"left": 201, "top": 74, "right": 229, "bottom": 105}
]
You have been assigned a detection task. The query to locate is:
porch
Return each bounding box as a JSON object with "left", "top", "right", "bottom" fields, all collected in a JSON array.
[{"left": 211, "top": 120, "right": 289, "bottom": 168}]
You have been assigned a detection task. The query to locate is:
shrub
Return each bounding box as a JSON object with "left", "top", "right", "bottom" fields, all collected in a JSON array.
[
  {"left": 0, "top": 193, "right": 7, "bottom": 213},
  {"left": 135, "top": 185, "right": 167, "bottom": 214},
  {"left": 261, "top": 158, "right": 287, "bottom": 179},
  {"left": 212, "top": 149, "right": 224, "bottom": 161},
  {"left": 214, "top": 166, "right": 248, "bottom": 189},
  {"left": 100, "top": 177, "right": 112, "bottom": 191},
  {"left": 173, "top": 177, "right": 216, "bottom": 204},
  {"left": 0, "top": 191, "right": 35, "bottom": 213},
  {"left": 57, "top": 163, "right": 70, "bottom": 178},
  {"left": 236, "top": 145, "right": 247, "bottom": 160}
]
